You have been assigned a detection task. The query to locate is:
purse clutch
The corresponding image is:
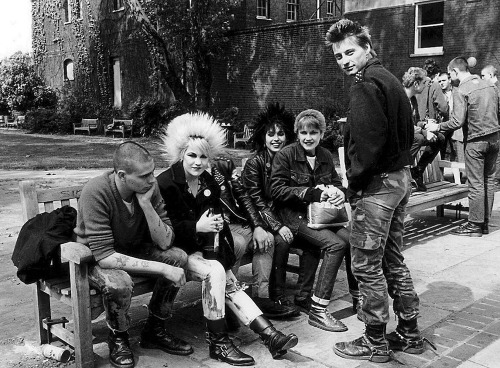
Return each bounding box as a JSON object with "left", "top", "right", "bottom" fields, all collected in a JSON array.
[{"left": 307, "top": 201, "right": 349, "bottom": 229}]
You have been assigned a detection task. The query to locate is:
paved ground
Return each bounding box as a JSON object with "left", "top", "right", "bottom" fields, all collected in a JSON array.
[{"left": 1, "top": 167, "right": 499, "bottom": 368}]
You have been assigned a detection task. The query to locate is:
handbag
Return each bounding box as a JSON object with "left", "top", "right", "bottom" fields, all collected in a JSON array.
[{"left": 307, "top": 201, "right": 349, "bottom": 229}]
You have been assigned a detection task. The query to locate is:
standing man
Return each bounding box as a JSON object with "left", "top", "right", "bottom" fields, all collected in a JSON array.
[
  {"left": 427, "top": 57, "right": 500, "bottom": 236},
  {"left": 416, "top": 58, "right": 449, "bottom": 122},
  {"left": 74, "top": 141, "right": 192, "bottom": 368},
  {"left": 325, "top": 19, "right": 430, "bottom": 363},
  {"left": 438, "top": 71, "right": 460, "bottom": 161}
]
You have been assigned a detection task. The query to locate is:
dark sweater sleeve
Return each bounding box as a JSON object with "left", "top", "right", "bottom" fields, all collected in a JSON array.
[{"left": 347, "top": 82, "right": 388, "bottom": 192}]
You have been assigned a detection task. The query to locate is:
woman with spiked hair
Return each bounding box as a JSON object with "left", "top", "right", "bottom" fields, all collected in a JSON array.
[{"left": 156, "top": 112, "right": 298, "bottom": 366}]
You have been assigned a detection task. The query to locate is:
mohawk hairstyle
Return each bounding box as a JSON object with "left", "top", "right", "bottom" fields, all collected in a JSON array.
[
  {"left": 160, "top": 112, "right": 226, "bottom": 165},
  {"left": 250, "top": 102, "right": 295, "bottom": 153},
  {"left": 325, "top": 18, "right": 377, "bottom": 57}
]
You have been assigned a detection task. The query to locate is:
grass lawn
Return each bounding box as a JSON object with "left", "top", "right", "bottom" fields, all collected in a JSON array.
[{"left": 0, "top": 129, "right": 252, "bottom": 170}]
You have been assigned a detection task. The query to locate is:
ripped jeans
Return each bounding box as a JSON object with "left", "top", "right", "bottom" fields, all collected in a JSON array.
[
  {"left": 349, "top": 168, "right": 420, "bottom": 325},
  {"left": 90, "top": 247, "right": 262, "bottom": 332}
]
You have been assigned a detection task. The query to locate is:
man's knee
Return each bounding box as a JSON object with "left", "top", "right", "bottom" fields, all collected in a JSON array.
[
  {"left": 163, "top": 246, "right": 188, "bottom": 267},
  {"left": 102, "top": 270, "right": 134, "bottom": 299}
]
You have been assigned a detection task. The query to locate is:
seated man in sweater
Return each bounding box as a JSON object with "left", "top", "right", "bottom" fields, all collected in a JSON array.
[{"left": 74, "top": 141, "right": 192, "bottom": 368}]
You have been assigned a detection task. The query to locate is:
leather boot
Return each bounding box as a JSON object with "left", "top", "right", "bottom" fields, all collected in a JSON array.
[
  {"left": 308, "top": 303, "right": 348, "bottom": 332},
  {"left": 386, "top": 318, "right": 436, "bottom": 354},
  {"left": 352, "top": 296, "right": 363, "bottom": 322},
  {"left": 334, "top": 324, "right": 392, "bottom": 363},
  {"left": 140, "top": 314, "right": 193, "bottom": 355},
  {"left": 108, "top": 331, "right": 135, "bottom": 368},
  {"left": 249, "top": 315, "right": 298, "bottom": 359},
  {"left": 206, "top": 318, "right": 255, "bottom": 366},
  {"left": 410, "top": 167, "right": 426, "bottom": 192},
  {"left": 451, "top": 221, "right": 483, "bottom": 237}
]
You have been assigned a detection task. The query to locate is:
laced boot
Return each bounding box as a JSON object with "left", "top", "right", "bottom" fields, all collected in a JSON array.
[
  {"left": 387, "top": 318, "right": 436, "bottom": 354},
  {"left": 140, "top": 314, "right": 193, "bottom": 355},
  {"left": 249, "top": 315, "right": 298, "bottom": 359},
  {"left": 410, "top": 167, "right": 427, "bottom": 192},
  {"left": 334, "top": 324, "right": 392, "bottom": 363},
  {"left": 308, "top": 301, "right": 348, "bottom": 332},
  {"left": 206, "top": 318, "right": 255, "bottom": 366},
  {"left": 108, "top": 330, "right": 135, "bottom": 368}
]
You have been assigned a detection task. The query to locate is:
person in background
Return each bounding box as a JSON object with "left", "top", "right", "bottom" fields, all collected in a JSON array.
[
  {"left": 416, "top": 58, "right": 449, "bottom": 122},
  {"left": 438, "top": 71, "right": 459, "bottom": 161},
  {"left": 426, "top": 57, "right": 500, "bottom": 236},
  {"left": 270, "top": 109, "right": 351, "bottom": 333},
  {"left": 210, "top": 156, "right": 299, "bottom": 318},
  {"left": 326, "top": 18, "right": 433, "bottom": 363},
  {"left": 402, "top": 67, "right": 446, "bottom": 191},
  {"left": 74, "top": 141, "right": 191, "bottom": 368},
  {"left": 157, "top": 112, "right": 298, "bottom": 366}
]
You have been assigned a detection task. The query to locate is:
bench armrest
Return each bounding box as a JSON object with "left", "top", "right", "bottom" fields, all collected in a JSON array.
[{"left": 60, "top": 242, "right": 94, "bottom": 264}]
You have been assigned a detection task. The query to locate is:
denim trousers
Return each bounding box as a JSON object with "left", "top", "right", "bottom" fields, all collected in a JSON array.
[
  {"left": 295, "top": 221, "right": 350, "bottom": 304},
  {"left": 465, "top": 134, "right": 499, "bottom": 224},
  {"left": 230, "top": 223, "right": 273, "bottom": 298},
  {"left": 350, "top": 168, "right": 420, "bottom": 325}
]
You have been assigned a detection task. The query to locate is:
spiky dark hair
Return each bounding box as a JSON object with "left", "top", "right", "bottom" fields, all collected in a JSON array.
[{"left": 250, "top": 102, "right": 295, "bottom": 153}]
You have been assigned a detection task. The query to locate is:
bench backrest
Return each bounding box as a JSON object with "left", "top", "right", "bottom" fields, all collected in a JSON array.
[
  {"left": 243, "top": 124, "right": 254, "bottom": 138},
  {"left": 81, "top": 119, "right": 98, "bottom": 127},
  {"left": 112, "top": 119, "right": 133, "bottom": 128},
  {"left": 19, "top": 181, "right": 83, "bottom": 222}
]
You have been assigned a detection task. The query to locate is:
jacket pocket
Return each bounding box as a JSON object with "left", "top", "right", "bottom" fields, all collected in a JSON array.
[
  {"left": 350, "top": 231, "right": 382, "bottom": 250},
  {"left": 290, "top": 172, "right": 309, "bottom": 185}
]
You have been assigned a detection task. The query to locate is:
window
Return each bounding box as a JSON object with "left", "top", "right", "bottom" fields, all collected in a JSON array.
[
  {"left": 256, "top": 0, "right": 270, "bottom": 19},
  {"left": 63, "top": 0, "right": 71, "bottom": 23},
  {"left": 326, "top": 0, "right": 342, "bottom": 17},
  {"left": 112, "top": 58, "right": 122, "bottom": 108},
  {"left": 64, "top": 59, "right": 74, "bottom": 81},
  {"left": 286, "top": 0, "right": 298, "bottom": 21},
  {"left": 113, "top": 0, "right": 124, "bottom": 11},
  {"left": 414, "top": 1, "right": 444, "bottom": 55}
]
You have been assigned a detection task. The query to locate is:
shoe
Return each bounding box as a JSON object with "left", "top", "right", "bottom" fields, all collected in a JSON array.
[
  {"left": 250, "top": 315, "right": 298, "bottom": 359},
  {"left": 274, "top": 295, "right": 301, "bottom": 317},
  {"left": 386, "top": 318, "right": 436, "bottom": 354},
  {"left": 206, "top": 318, "right": 255, "bottom": 366},
  {"left": 410, "top": 167, "right": 427, "bottom": 192},
  {"left": 333, "top": 324, "right": 392, "bottom": 363},
  {"left": 451, "top": 222, "right": 483, "bottom": 237},
  {"left": 352, "top": 297, "right": 363, "bottom": 322},
  {"left": 294, "top": 296, "right": 311, "bottom": 313},
  {"left": 308, "top": 307, "right": 348, "bottom": 332},
  {"left": 108, "top": 331, "right": 135, "bottom": 368},
  {"left": 140, "top": 315, "right": 193, "bottom": 355},
  {"left": 483, "top": 222, "right": 489, "bottom": 235},
  {"left": 254, "top": 297, "right": 298, "bottom": 319}
]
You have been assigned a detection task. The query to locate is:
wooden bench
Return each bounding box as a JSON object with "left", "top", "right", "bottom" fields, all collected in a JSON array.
[
  {"left": 19, "top": 181, "right": 157, "bottom": 368},
  {"left": 338, "top": 147, "right": 469, "bottom": 217},
  {"left": 73, "top": 119, "right": 99, "bottom": 135},
  {"left": 6, "top": 115, "right": 24, "bottom": 129},
  {"left": 233, "top": 124, "right": 254, "bottom": 148},
  {"left": 104, "top": 119, "right": 133, "bottom": 138}
]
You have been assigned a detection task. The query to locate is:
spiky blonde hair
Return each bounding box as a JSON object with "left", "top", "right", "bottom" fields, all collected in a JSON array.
[{"left": 160, "top": 112, "right": 227, "bottom": 165}]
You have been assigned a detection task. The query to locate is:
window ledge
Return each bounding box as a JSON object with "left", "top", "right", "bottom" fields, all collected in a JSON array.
[
  {"left": 112, "top": 7, "right": 124, "bottom": 13},
  {"left": 256, "top": 16, "right": 272, "bottom": 20},
  {"left": 410, "top": 51, "right": 444, "bottom": 57},
  {"left": 64, "top": 21, "right": 72, "bottom": 25}
]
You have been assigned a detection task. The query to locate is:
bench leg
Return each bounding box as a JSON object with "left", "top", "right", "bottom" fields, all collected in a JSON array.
[
  {"left": 70, "top": 262, "right": 94, "bottom": 368},
  {"left": 33, "top": 282, "right": 51, "bottom": 344},
  {"left": 436, "top": 205, "right": 444, "bottom": 217}
]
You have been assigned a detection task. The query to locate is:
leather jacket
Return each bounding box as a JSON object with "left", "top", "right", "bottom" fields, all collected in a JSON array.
[
  {"left": 270, "top": 142, "right": 344, "bottom": 234},
  {"left": 241, "top": 150, "right": 283, "bottom": 233},
  {"left": 211, "top": 157, "right": 265, "bottom": 230}
]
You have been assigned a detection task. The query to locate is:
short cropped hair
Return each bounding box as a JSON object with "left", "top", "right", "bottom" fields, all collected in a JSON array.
[
  {"left": 448, "top": 57, "right": 470, "bottom": 73},
  {"left": 438, "top": 71, "right": 450, "bottom": 79},
  {"left": 161, "top": 112, "right": 226, "bottom": 165},
  {"left": 113, "top": 141, "right": 152, "bottom": 173},
  {"left": 402, "top": 67, "right": 427, "bottom": 88},
  {"left": 325, "top": 18, "right": 377, "bottom": 57},
  {"left": 294, "top": 109, "right": 326, "bottom": 133},
  {"left": 423, "top": 59, "right": 441, "bottom": 78},
  {"left": 482, "top": 64, "right": 498, "bottom": 77}
]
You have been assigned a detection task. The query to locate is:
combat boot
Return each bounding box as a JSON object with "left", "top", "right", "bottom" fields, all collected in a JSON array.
[
  {"left": 249, "top": 315, "right": 298, "bottom": 359},
  {"left": 386, "top": 318, "right": 436, "bottom": 354},
  {"left": 108, "top": 330, "right": 135, "bottom": 368},
  {"left": 334, "top": 324, "right": 392, "bottom": 363},
  {"left": 140, "top": 314, "right": 193, "bottom": 355}
]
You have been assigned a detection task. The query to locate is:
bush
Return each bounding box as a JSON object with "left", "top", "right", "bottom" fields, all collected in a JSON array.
[
  {"left": 316, "top": 101, "right": 349, "bottom": 152},
  {"left": 24, "top": 108, "right": 66, "bottom": 134},
  {"left": 128, "top": 97, "right": 188, "bottom": 137}
]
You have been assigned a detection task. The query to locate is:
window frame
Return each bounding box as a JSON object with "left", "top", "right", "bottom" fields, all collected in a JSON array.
[
  {"left": 63, "top": 0, "right": 72, "bottom": 24},
  {"left": 286, "top": 0, "right": 299, "bottom": 22},
  {"left": 64, "top": 59, "right": 75, "bottom": 81},
  {"left": 326, "top": 0, "right": 334, "bottom": 15},
  {"left": 256, "top": 0, "right": 270, "bottom": 19},
  {"left": 113, "top": 0, "right": 125, "bottom": 12},
  {"left": 414, "top": 0, "right": 444, "bottom": 56}
]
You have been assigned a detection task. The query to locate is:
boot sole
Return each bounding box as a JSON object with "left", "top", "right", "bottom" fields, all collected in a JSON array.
[
  {"left": 209, "top": 352, "right": 255, "bottom": 366},
  {"left": 333, "top": 347, "right": 391, "bottom": 363},
  {"left": 109, "top": 359, "right": 135, "bottom": 368},
  {"left": 140, "top": 341, "right": 194, "bottom": 356},
  {"left": 451, "top": 232, "right": 482, "bottom": 237},
  {"left": 308, "top": 319, "right": 348, "bottom": 332},
  {"left": 271, "top": 334, "right": 299, "bottom": 359}
]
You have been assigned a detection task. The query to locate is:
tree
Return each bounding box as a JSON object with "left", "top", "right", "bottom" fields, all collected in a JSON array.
[
  {"left": 128, "top": 0, "right": 240, "bottom": 110},
  {"left": 0, "top": 52, "right": 57, "bottom": 113}
]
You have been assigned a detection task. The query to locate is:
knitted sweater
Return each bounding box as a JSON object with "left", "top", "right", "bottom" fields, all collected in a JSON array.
[{"left": 74, "top": 171, "right": 173, "bottom": 261}]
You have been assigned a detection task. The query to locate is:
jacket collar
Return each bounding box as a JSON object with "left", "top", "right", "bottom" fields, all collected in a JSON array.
[
  {"left": 292, "top": 142, "right": 330, "bottom": 165},
  {"left": 170, "top": 161, "right": 209, "bottom": 192},
  {"left": 460, "top": 74, "right": 478, "bottom": 86}
]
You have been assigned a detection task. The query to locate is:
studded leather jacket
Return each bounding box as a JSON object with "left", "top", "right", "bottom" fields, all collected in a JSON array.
[
  {"left": 241, "top": 150, "right": 284, "bottom": 233},
  {"left": 211, "top": 157, "right": 266, "bottom": 230}
]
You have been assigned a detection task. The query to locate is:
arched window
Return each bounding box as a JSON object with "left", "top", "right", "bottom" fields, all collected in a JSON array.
[
  {"left": 63, "top": 0, "right": 71, "bottom": 23},
  {"left": 64, "top": 59, "right": 75, "bottom": 81}
]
